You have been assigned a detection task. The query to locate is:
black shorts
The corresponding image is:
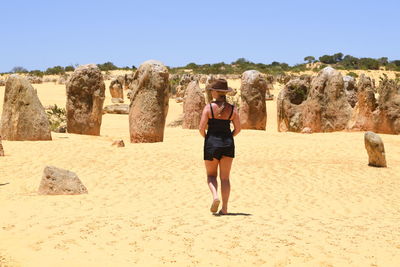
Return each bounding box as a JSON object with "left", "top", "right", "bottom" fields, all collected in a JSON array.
[{"left": 204, "top": 146, "right": 235, "bottom": 161}]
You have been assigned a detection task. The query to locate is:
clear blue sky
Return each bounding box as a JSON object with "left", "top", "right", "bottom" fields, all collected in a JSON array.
[{"left": 1, "top": 0, "right": 399, "bottom": 72}]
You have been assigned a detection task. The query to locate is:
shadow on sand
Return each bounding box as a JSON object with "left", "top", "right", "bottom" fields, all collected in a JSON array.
[
  {"left": 0, "top": 183, "right": 10, "bottom": 186},
  {"left": 213, "top": 212, "right": 252, "bottom": 217}
]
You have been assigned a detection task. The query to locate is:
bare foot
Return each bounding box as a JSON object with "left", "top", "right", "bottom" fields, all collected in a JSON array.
[{"left": 210, "top": 198, "right": 220, "bottom": 213}]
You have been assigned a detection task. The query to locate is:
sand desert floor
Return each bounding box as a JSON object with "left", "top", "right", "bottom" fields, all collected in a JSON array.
[{"left": 1, "top": 82, "right": 400, "bottom": 267}]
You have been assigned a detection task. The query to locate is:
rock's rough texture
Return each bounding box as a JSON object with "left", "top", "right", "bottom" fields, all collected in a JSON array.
[
  {"left": 0, "top": 137, "right": 4, "bottom": 156},
  {"left": 66, "top": 64, "right": 105, "bottom": 135},
  {"left": 265, "top": 75, "right": 274, "bottom": 100},
  {"left": 364, "top": 131, "right": 387, "bottom": 167},
  {"left": 278, "top": 67, "right": 352, "bottom": 132},
  {"left": 0, "top": 75, "right": 51, "bottom": 140},
  {"left": 373, "top": 79, "right": 400, "bottom": 134},
  {"left": 38, "top": 166, "right": 88, "bottom": 195},
  {"left": 103, "top": 104, "right": 129, "bottom": 114},
  {"left": 239, "top": 70, "right": 267, "bottom": 130},
  {"left": 175, "top": 74, "right": 193, "bottom": 98},
  {"left": 277, "top": 77, "right": 310, "bottom": 132},
  {"left": 124, "top": 73, "right": 135, "bottom": 90},
  {"left": 182, "top": 81, "right": 206, "bottom": 129},
  {"left": 129, "top": 60, "right": 169, "bottom": 143},
  {"left": 175, "top": 97, "right": 184, "bottom": 103},
  {"left": 343, "top": 76, "right": 358, "bottom": 108},
  {"left": 347, "top": 75, "right": 377, "bottom": 131},
  {"left": 199, "top": 75, "right": 207, "bottom": 84},
  {"left": 109, "top": 79, "right": 124, "bottom": 102},
  {"left": 27, "top": 75, "right": 43, "bottom": 84},
  {"left": 348, "top": 76, "right": 400, "bottom": 134},
  {"left": 57, "top": 75, "right": 69, "bottom": 85}
]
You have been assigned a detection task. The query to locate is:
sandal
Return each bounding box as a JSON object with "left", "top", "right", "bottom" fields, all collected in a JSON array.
[{"left": 210, "top": 199, "right": 220, "bottom": 213}]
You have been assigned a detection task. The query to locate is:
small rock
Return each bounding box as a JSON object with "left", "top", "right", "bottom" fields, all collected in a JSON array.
[
  {"left": 364, "top": 131, "right": 387, "bottom": 167},
  {"left": 301, "top": 127, "right": 312, "bottom": 134},
  {"left": 167, "top": 114, "right": 184, "bottom": 128},
  {"left": 112, "top": 140, "right": 125, "bottom": 147},
  {"left": 111, "top": 98, "right": 124, "bottom": 104},
  {"left": 103, "top": 104, "right": 129, "bottom": 114},
  {"left": 175, "top": 97, "right": 183, "bottom": 103},
  {"left": 38, "top": 166, "right": 88, "bottom": 195},
  {"left": 55, "top": 126, "right": 67, "bottom": 133}
]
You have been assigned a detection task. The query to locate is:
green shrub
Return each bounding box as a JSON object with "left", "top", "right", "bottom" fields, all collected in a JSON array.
[
  {"left": 46, "top": 104, "right": 66, "bottom": 132},
  {"left": 65, "top": 65, "right": 75, "bottom": 72},
  {"left": 346, "top": 72, "right": 358, "bottom": 78},
  {"left": 29, "top": 70, "right": 44, "bottom": 77},
  {"left": 46, "top": 66, "right": 65, "bottom": 75},
  {"left": 97, "top": 62, "right": 118, "bottom": 71}
]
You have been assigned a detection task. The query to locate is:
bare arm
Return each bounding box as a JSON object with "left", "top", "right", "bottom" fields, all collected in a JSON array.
[
  {"left": 231, "top": 107, "right": 241, "bottom": 137},
  {"left": 199, "top": 105, "right": 210, "bottom": 138}
]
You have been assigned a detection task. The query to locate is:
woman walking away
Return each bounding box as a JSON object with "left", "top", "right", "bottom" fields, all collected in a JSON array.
[{"left": 199, "top": 79, "right": 241, "bottom": 215}]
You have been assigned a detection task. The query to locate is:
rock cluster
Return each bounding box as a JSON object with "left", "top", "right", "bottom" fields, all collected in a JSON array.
[
  {"left": 27, "top": 75, "right": 43, "bottom": 84},
  {"left": 372, "top": 78, "right": 400, "bottom": 134},
  {"left": 278, "top": 67, "right": 352, "bottom": 132},
  {"left": 278, "top": 68, "right": 400, "bottom": 134},
  {"left": 124, "top": 73, "right": 134, "bottom": 90},
  {"left": 175, "top": 74, "right": 193, "bottom": 98},
  {"left": 348, "top": 76, "right": 400, "bottom": 134}
]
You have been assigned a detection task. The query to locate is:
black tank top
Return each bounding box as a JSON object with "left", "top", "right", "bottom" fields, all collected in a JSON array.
[{"left": 206, "top": 103, "right": 234, "bottom": 147}]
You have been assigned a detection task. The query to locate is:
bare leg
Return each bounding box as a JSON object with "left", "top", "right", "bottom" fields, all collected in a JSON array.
[
  {"left": 219, "top": 156, "right": 233, "bottom": 214},
  {"left": 205, "top": 159, "right": 219, "bottom": 201}
]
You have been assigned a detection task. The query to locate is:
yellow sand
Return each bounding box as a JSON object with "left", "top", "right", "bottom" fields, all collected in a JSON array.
[{"left": 1, "top": 82, "right": 400, "bottom": 267}]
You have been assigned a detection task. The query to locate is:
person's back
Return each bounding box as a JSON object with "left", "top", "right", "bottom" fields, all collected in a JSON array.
[
  {"left": 199, "top": 79, "right": 241, "bottom": 215},
  {"left": 206, "top": 103, "right": 234, "bottom": 148}
]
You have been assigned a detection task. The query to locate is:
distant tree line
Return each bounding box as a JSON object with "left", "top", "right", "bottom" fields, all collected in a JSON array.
[
  {"left": 4, "top": 62, "right": 137, "bottom": 76},
  {"left": 3, "top": 54, "right": 400, "bottom": 76},
  {"left": 171, "top": 54, "right": 400, "bottom": 74},
  {"left": 170, "top": 58, "right": 307, "bottom": 75},
  {"left": 304, "top": 53, "right": 400, "bottom": 71}
]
